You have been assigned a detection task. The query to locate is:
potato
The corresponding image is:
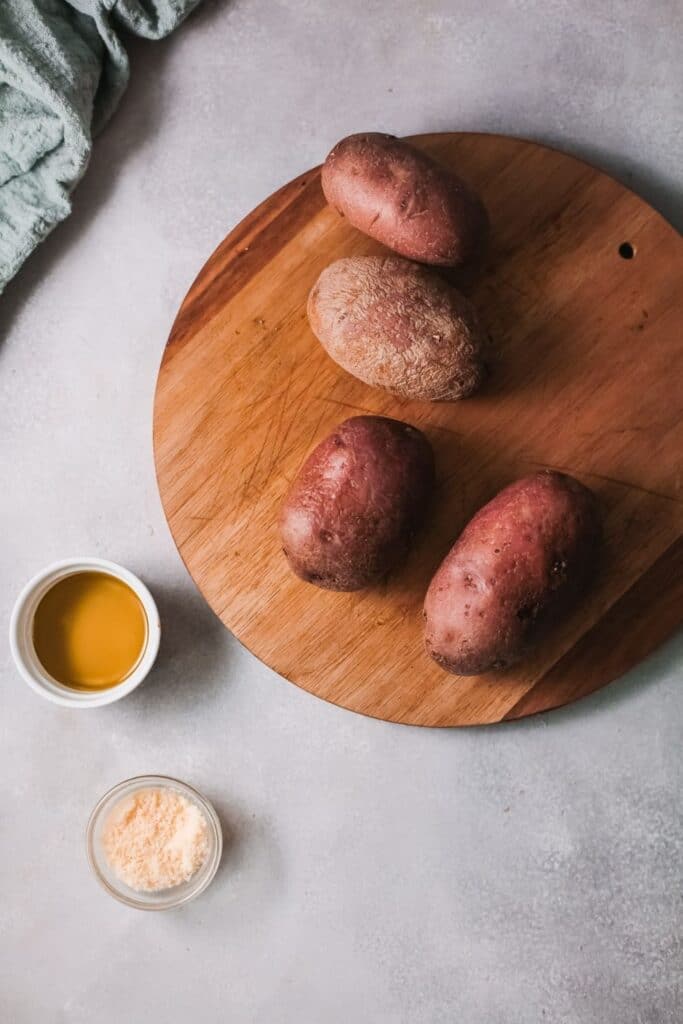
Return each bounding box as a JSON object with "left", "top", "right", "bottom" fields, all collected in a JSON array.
[
  {"left": 280, "top": 416, "right": 434, "bottom": 591},
  {"left": 321, "top": 132, "right": 488, "bottom": 267},
  {"left": 424, "top": 471, "right": 600, "bottom": 674},
  {"left": 308, "top": 255, "right": 486, "bottom": 402}
]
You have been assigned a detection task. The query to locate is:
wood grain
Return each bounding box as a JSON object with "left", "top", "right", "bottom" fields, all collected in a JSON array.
[{"left": 153, "top": 133, "right": 683, "bottom": 726}]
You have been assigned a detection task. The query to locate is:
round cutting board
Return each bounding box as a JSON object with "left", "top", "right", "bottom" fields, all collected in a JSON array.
[{"left": 154, "top": 133, "right": 683, "bottom": 726}]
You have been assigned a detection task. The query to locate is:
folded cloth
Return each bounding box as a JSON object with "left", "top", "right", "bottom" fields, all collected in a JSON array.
[{"left": 0, "top": 0, "right": 201, "bottom": 292}]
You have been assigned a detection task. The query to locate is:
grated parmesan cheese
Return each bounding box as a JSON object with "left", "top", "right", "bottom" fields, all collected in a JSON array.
[{"left": 102, "top": 787, "right": 209, "bottom": 892}]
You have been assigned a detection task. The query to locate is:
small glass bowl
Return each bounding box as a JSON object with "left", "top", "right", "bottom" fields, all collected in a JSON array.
[{"left": 86, "top": 775, "right": 223, "bottom": 910}]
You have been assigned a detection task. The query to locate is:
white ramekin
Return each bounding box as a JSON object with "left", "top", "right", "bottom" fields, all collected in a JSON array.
[{"left": 9, "top": 558, "right": 160, "bottom": 708}]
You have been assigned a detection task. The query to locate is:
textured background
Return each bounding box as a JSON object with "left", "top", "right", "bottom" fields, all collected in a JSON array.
[{"left": 1, "top": 2, "right": 681, "bottom": 1021}]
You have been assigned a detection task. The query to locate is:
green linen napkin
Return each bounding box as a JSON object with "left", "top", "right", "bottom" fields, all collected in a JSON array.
[{"left": 0, "top": 0, "right": 201, "bottom": 292}]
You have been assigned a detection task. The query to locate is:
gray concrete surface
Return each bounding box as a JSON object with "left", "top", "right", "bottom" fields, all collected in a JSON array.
[{"left": 1, "top": 2, "right": 681, "bottom": 1021}]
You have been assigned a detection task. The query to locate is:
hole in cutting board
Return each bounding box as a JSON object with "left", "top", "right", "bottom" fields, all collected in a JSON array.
[{"left": 618, "top": 241, "right": 635, "bottom": 259}]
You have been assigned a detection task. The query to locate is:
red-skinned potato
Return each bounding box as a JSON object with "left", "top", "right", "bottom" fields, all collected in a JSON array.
[
  {"left": 321, "top": 132, "right": 488, "bottom": 268},
  {"left": 280, "top": 416, "right": 434, "bottom": 591},
  {"left": 308, "top": 256, "right": 486, "bottom": 402},
  {"left": 424, "top": 471, "right": 601, "bottom": 675}
]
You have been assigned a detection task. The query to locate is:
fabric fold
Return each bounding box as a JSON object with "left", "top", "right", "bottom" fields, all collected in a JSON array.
[{"left": 0, "top": 0, "right": 200, "bottom": 292}]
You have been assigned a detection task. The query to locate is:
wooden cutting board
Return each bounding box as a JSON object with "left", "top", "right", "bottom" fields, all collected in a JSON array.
[{"left": 153, "top": 133, "right": 683, "bottom": 726}]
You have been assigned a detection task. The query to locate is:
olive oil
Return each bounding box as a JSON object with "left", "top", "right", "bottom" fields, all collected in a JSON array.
[{"left": 33, "top": 572, "right": 147, "bottom": 690}]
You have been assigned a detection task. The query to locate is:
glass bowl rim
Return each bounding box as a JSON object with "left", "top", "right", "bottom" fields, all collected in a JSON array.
[{"left": 86, "top": 774, "right": 223, "bottom": 910}]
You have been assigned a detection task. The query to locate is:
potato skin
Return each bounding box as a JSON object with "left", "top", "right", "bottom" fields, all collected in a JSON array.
[
  {"left": 308, "top": 256, "right": 486, "bottom": 402},
  {"left": 424, "top": 471, "right": 601, "bottom": 674},
  {"left": 280, "top": 416, "right": 435, "bottom": 591},
  {"left": 321, "top": 133, "right": 488, "bottom": 267}
]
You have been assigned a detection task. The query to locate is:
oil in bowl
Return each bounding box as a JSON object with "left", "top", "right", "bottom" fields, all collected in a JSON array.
[
  {"left": 9, "top": 558, "right": 160, "bottom": 707},
  {"left": 33, "top": 571, "right": 147, "bottom": 691}
]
